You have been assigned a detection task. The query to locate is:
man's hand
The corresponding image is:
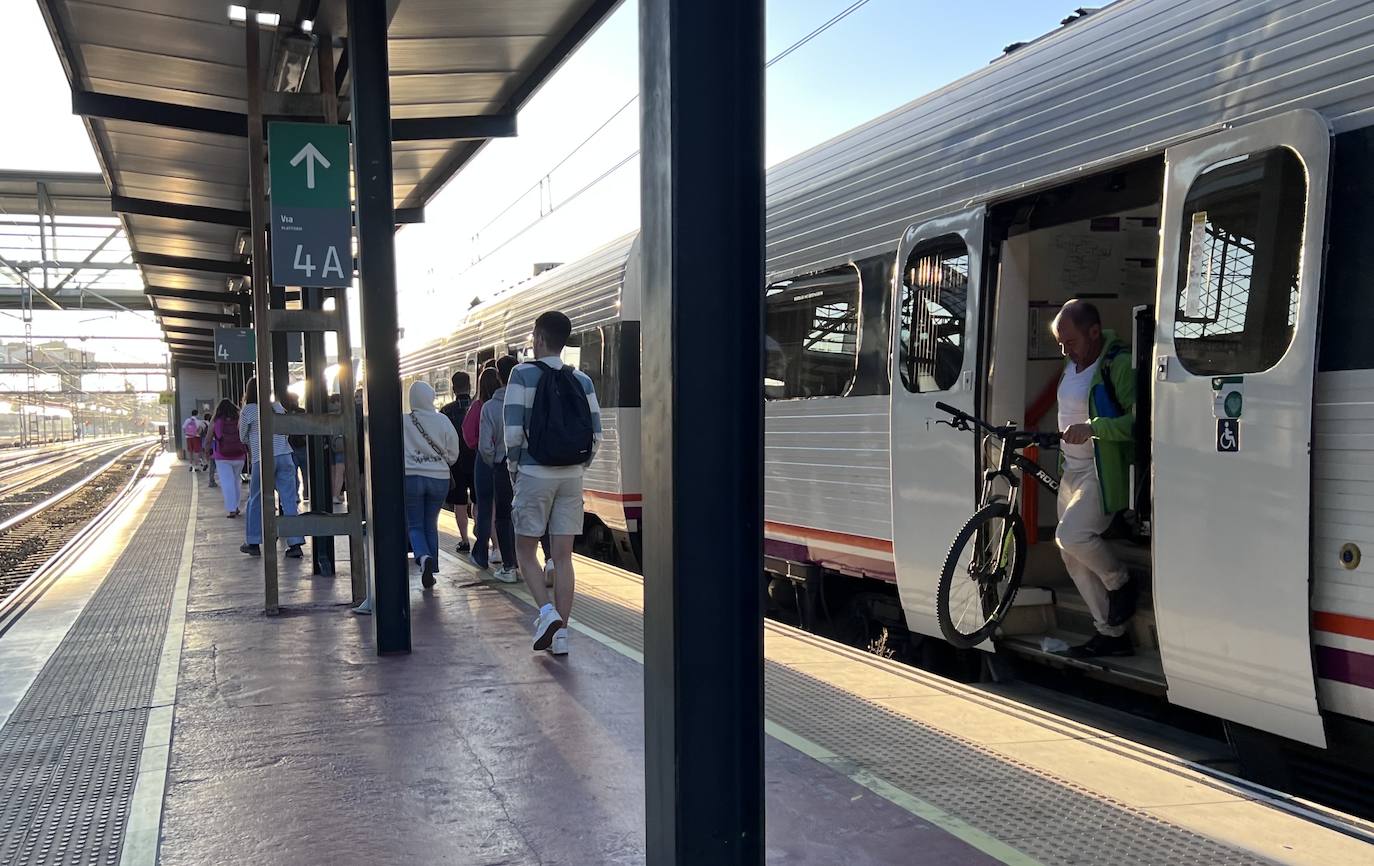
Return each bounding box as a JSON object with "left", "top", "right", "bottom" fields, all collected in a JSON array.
[{"left": 1062, "top": 423, "right": 1094, "bottom": 446}]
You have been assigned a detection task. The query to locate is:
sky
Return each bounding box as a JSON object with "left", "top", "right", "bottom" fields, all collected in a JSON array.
[{"left": 0, "top": 0, "right": 1086, "bottom": 360}]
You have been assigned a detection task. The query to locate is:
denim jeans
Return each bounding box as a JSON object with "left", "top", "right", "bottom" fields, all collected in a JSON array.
[
  {"left": 246, "top": 459, "right": 306, "bottom": 546},
  {"left": 404, "top": 474, "right": 449, "bottom": 563},
  {"left": 291, "top": 445, "right": 309, "bottom": 499}
]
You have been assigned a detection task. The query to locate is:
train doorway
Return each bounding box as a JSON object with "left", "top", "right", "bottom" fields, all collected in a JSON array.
[{"left": 984, "top": 156, "right": 1164, "bottom": 684}]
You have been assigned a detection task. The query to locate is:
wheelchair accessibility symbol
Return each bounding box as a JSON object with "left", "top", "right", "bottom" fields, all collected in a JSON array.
[{"left": 1217, "top": 418, "right": 1240, "bottom": 453}]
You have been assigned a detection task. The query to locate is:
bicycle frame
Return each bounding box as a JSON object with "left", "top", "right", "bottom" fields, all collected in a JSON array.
[{"left": 981, "top": 431, "right": 1059, "bottom": 522}]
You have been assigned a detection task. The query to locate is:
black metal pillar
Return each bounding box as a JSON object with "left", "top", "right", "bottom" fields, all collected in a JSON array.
[
  {"left": 348, "top": 0, "right": 410, "bottom": 654},
  {"left": 640, "top": 0, "right": 765, "bottom": 862}
]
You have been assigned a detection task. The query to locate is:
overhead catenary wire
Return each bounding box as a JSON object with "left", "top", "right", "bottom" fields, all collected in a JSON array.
[{"left": 459, "top": 0, "right": 877, "bottom": 278}]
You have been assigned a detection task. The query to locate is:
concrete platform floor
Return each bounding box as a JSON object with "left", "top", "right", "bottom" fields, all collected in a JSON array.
[
  {"left": 157, "top": 471, "right": 996, "bottom": 865},
  {"left": 5, "top": 464, "right": 1371, "bottom": 865}
]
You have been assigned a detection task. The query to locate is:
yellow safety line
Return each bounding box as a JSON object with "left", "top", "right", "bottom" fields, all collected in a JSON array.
[{"left": 440, "top": 552, "right": 1041, "bottom": 866}]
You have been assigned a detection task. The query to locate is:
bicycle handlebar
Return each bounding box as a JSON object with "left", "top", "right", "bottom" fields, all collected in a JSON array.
[{"left": 934, "top": 401, "right": 1060, "bottom": 448}]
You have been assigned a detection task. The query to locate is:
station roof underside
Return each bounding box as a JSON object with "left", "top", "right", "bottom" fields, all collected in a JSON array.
[
  {"left": 37, "top": 0, "right": 619, "bottom": 367},
  {"left": 0, "top": 169, "right": 147, "bottom": 313}
]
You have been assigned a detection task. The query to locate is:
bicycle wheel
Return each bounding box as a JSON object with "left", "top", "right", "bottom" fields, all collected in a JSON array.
[{"left": 936, "top": 500, "right": 1027, "bottom": 649}]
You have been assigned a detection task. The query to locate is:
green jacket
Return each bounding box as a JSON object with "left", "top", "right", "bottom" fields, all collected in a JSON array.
[{"left": 1063, "top": 330, "right": 1135, "bottom": 514}]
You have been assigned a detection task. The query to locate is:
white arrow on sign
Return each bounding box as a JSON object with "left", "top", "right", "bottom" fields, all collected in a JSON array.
[{"left": 289, "top": 142, "right": 331, "bottom": 189}]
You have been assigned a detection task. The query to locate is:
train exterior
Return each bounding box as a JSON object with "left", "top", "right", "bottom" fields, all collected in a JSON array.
[{"left": 401, "top": 0, "right": 1374, "bottom": 795}]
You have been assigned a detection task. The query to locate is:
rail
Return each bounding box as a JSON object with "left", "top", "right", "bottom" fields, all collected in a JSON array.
[{"left": 0, "top": 442, "right": 159, "bottom": 631}]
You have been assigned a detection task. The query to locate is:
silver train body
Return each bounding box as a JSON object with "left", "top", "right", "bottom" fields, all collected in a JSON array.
[{"left": 402, "top": 0, "right": 1374, "bottom": 792}]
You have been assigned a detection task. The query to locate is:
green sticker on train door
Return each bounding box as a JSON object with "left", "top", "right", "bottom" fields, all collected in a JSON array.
[{"left": 1212, "top": 375, "right": 1244, "bottom": 419}]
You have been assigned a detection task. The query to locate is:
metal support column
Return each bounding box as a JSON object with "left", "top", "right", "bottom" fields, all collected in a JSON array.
[
  {"left": 306, "top": 30, "right": 341, "bottom": 577},
  {"left": 246, "top": 16, "right": 281, "bottom": 611},
  {"left": 640, "top": 0, "right": 765, "bottom": 862},
  {"left": 348, "top": 0, "right": 410, "bottom": 654}
]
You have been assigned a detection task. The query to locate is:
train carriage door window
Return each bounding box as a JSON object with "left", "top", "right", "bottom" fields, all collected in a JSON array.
[
  {"left": 764, "top": 265, "right": 860, "bottom": 400},
  {"left": 1153, "top": 110, "right": 1330, "bottom": 748},
  {"left": 899, "top": 238, "right": 969, "bottom": 393},
  {"left": 578, "top": 328, "right": 604, "bottom": 394},
  {"left": 1172, "top": 149, "right": 1306, "bottom": 376},
  {"left": 888, "top": 209, "right": 986, "bottom": 645}
]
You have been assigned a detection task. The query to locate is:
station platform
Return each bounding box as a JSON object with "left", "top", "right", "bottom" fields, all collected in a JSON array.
[{"left": 1, "top": 460, "right": 1371, "bottom": 865}]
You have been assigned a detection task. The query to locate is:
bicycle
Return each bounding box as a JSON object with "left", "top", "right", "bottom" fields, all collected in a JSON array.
[{"left": 932, "top": 402, "right": 1062, "bottom": 648}]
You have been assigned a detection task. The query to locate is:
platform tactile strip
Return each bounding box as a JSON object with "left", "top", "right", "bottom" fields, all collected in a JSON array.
[
  {"left": 0, "top": 474, "right": 189, "bottom": 866},
  {"left": 470, "top": 549, "right": 1278, "bottom": 866}
]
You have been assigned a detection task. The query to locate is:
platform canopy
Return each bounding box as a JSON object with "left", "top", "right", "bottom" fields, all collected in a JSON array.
[
  {"left": 0, "top": 169, "right": 148, "bottom": 313},
  {"left": 36, "top": 0, "right": 619, "bottom": 367}
]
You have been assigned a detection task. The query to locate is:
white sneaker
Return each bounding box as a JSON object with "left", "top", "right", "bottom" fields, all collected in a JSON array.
[
  {"left": 544, "top": 559, "right": 556, "bottom": 588},
  {"left": 531, "top": 605, "right": 563, "bottom": 651},
  {"left": 494, "top": 565, "right": 519, "bottom": 584},
  {"left": 351, "top": 598, "right": 372, "bottom": 615},
  {"left": 548, "top": 627, "right": 568, "bottom": 656}
]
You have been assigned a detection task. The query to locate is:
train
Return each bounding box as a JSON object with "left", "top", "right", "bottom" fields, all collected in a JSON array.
[
  {"left": 401, "top": 0, "right": 1374, "bottom": 812},
  {"left": 0, "top": 402, "right": 75, "bottom": 448}
]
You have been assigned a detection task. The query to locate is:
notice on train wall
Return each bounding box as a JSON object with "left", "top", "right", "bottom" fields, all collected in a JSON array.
[
  {"left": 1212, "top": 376, "right": 1244, "bottom": 419},
  {"left": 1183, "top": 211, "right": 1210, "bottom": 319}
]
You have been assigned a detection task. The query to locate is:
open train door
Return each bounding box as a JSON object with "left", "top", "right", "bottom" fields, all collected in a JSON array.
[
  {"left": 889, "top": 209, "right": 986, "bottom": 644},
  {"left": 1153, "top": 110, "right": 1330, "bottom": 747}
]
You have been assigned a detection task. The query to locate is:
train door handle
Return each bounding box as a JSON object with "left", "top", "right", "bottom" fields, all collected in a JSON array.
[{"left": 1156, "top": 355, "right": 1171, "bottom": 382}]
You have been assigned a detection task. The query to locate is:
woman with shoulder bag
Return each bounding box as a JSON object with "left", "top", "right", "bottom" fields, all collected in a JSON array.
[
  {"left": 210, "top": 399, "right": 247, "bottom": 517},
  {"left": 403, "top": 380, "right": 462, "bottom": 587}
]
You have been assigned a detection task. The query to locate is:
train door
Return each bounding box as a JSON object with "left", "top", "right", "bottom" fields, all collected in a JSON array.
[
  {"left": 889, "top": 209, "right": 985, "bottom": 642},
  {"left": 1153, "top": 110, "right": 1330, "bottom": 747}
]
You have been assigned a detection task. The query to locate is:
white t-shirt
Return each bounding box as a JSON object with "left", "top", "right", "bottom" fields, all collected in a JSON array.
[{"left": 1057, "top": 358, "right": 1100, "bottom": 471}]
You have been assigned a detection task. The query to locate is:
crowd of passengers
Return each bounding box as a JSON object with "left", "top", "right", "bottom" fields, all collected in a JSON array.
[{"left": 185, "top": 311, "right": 597, "bottom": 657}]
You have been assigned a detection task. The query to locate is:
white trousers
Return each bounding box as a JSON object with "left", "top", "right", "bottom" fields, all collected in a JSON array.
[
  {"left": 1055, "top": 463, "right": 1129, "bottom": 637},
  {"left": 216, "top": 459, "right": 242, "bottom": 513}
]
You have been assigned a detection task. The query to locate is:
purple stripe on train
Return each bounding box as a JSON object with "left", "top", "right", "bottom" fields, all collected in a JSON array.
[{"left": 1316, "top": 644, "right": 1374, "bottom": 689}]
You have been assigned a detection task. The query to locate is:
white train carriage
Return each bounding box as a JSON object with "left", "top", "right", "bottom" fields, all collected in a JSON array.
[
  {"left": 402, "top": 0, "right": 1374, "bottom": 804},
  {"left": 401, "top": 235, "right": 644, "bottom": 566}
]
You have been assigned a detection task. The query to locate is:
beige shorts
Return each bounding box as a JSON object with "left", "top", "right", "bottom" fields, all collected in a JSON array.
[{"left": 512, "top": 471, "right": 585, "bottom": 537}]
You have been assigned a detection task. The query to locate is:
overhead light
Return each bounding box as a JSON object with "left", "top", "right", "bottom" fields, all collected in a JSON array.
[
  {"left": 227, "top": 5, "right": 281, "bottom": 27},
  {"left": 269, "top": 31, "right": 316, "bottom": 93},
  {"left": 301, "top": 19, "right": 314, "bottom": 33}
]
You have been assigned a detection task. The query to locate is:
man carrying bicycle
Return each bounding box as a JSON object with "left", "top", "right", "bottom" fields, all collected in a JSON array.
[{"left": 1053, "top": 299, "right": 1137, "bottom": 658}]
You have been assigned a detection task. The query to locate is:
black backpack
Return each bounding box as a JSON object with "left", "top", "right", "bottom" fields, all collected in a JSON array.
[{"left": 526, "top": 361, "right": 594, "bottom": 466}]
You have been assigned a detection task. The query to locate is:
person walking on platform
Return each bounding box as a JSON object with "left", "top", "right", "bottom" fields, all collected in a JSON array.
[
  {"left": 209, "top": 399, "right": 246, "bottom": 517},
  {"left": 239, "top": 377, "right": 306, "bottom": 559},
  {"left": 439, "top": 371, "right": 476, "bottom": 554},
  {"left": 404, "top": 380, "right": 462, "bottom": 588},
  {"left": 1053, "top": 299, "right": 1138, "bottom": 658},
  {"left": 505, "top": 311, "right": 601, "bottom": 656},
  {"left": 183, "top": 410, "right": 207, "bottom": 472},
  {"left": 201, "top": 419, "right": 218, "bottom": 488},
  {"left": 471, "top": 364, "right": 521, "bottom": 581},
  {"left": 281, "top": 392, "right": 309, "bottom": 503}
]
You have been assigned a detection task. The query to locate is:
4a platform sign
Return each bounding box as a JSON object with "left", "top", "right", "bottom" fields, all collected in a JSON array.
[{"left": 268, "top": 122, "right": 352, "bottom": 288}]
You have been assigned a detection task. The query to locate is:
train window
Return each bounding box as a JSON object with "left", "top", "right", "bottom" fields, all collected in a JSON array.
[
  {"left": 899, "top": 237, "right": 968, "bottom": 393},
  {"left": 765, "top": 265, "right": 860, "bottom": 399},
  {"left": 578, "top": 328, "right": 605, "bottom": 393},
  {"left": 1173, "top": 147, "right": 1306, "bottom": 376}
]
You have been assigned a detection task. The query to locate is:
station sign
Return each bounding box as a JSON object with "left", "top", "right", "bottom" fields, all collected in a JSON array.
[
  {"left": 268, "top": 121, "right": 352, "bottom": 288},
  {"left": 214, "top": 327, "right": 303, "bottom": 364}
]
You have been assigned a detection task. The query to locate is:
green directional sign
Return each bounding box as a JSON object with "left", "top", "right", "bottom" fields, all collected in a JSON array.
[{"left": 268, "top": 121, "right": 352, "bottom": 288}]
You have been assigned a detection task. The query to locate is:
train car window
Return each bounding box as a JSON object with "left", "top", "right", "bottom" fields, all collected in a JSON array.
[
  {"left": 765, "top": 265, "right": 860, "bottom": 399},
  {"left": 1173, "top": 147, "right": 1306, "bottom": 376},
  {"left": 578, "top": 328, "right": 605, "bottom": 394},
  {"left": 899, "top": 236, "right": 968, "bottom": 393}
]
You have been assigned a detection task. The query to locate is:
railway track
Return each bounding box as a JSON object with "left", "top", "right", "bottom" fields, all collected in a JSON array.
[{"left": 0, "top": 441, "right": 159, "bottom": 604}]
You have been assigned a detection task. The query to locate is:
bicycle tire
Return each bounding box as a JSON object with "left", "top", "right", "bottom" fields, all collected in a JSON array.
[{"left": 936, "top": 500, "right": 1027, "bottom": 649}]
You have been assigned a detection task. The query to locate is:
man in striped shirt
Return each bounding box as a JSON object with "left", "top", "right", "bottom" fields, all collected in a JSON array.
[{"left": 504, "top": 311, "right": 602, "bottom": 656}]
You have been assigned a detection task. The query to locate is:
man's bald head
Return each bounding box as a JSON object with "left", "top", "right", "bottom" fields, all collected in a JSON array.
[{"left": 1052, "top": 299, "right": 1104, "bottom": 369}]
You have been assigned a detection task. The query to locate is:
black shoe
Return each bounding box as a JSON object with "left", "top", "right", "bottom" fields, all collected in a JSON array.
[
  {"left": 1106, "top": 579, "right": 1137, "bottom": 627},
  {"left": 285, "top": 544, "right": 303, "bottom": 559},
  {"left": 240, "top": 543, "right": 261, "bottom": 556},
  {"left": 1067, "top": 633, "right": 1133, "bottom": 659},
  {"left": 455, "top": 540, "right": 470, "bottom": 553},
  {"left": 421, "top": 556, "right": 436, "bottom": 588}
]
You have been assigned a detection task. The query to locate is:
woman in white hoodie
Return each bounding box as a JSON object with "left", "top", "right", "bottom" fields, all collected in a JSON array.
[{"left": 404, "top": 380, "right": 461, "bottom": 587}]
